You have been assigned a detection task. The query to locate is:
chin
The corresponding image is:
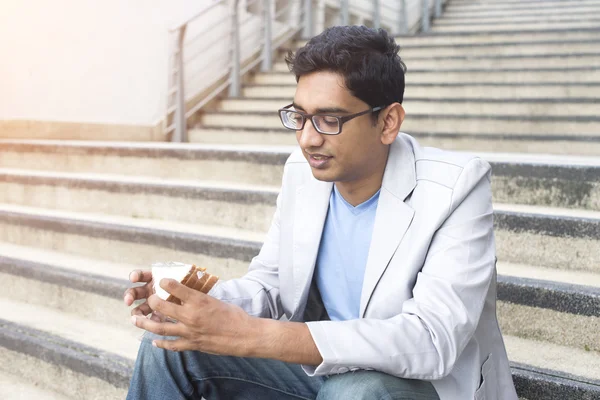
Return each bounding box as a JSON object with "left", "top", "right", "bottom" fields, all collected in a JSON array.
[{"left": 309, "top": 168, "right": 337, "bottom": 182}]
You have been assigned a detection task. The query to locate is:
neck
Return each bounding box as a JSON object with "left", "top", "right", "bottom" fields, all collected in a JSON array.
[{"left": 335, "top": 148, "right": 389, "bottom": 207}]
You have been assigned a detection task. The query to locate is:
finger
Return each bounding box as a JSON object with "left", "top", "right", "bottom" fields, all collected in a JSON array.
[
  {"left": 147, "top": 294, "right": 186, "bottom": 322},
  {"left": 124, "top": 284, "right": 153, "bottom": 306},
  {"left": 160, "top": 278, "right": 202, "bottom": 305},
  {"left": 150, "top": 311, "right": 168, "bottom": 323},
  {"left": 131, "top": 302, "right": 152, "bottom": 317},
  {"left": 129, "top": 270, "right": 153, "bottom": 283},
  {"left": 151, "top": 337, "right": 195, "bottom": 352},
  {"left": 131, "top": 315, "right": 186, "bottom": 338}
]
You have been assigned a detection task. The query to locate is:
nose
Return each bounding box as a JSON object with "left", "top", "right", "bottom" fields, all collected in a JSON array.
[{"left": 297, "top": 118, "right": 324, "bottom": 149}]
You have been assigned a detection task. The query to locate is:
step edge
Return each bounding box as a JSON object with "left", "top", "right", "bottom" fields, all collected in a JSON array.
[{"left": 0, "top": 318, "right": 133, "bottom": 389}]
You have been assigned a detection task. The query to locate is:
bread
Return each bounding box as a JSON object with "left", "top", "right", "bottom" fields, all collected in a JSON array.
[
  {"left": 151, "top": 262, "right": 219, "bottom": 304},
  {"left": 165, "top": 265, "right": 218, "bottom": 305}
]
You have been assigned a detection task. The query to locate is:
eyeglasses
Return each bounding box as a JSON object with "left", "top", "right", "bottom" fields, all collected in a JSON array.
[{"left": 278, "top": 104, "right": 384, "bottom": 135}]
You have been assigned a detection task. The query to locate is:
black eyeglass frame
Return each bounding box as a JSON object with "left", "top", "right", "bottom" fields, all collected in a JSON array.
[{"left": 278, "top": 103, "right": 385, "bottom": 135}]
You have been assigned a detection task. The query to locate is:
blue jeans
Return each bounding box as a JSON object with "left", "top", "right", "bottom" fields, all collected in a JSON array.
[{"left": 127, "top": 333, "right": 440, "bottom": 400}]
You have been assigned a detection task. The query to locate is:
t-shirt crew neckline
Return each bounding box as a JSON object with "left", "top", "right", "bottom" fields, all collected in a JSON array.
[{"left": 333, "top": 184, "right": 381, "bottom": 216}]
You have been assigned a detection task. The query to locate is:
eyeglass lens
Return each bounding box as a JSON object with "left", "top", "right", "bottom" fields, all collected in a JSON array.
[{"left": 281, "top": 110, "right": 340, "bottom": 134}]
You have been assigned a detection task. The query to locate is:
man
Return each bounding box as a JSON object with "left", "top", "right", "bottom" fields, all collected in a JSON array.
[{"left": 124, "top": 26, "right": 519, "bottom": 399}]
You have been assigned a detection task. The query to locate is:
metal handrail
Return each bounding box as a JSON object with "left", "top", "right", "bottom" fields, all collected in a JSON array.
[
  {"left": 164, "top": 0, "right": 448, "bottom": 142},
  {"left": 169, "top": 0, "right": 224, "bottom": 32}
]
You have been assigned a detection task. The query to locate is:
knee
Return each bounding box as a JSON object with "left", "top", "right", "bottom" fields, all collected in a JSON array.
[
  {"left": 135, "top": 333, "right": 183, "bottom": 373},
  {"left": 135, "top": 335, "right": 167, "bottom": 372},
  {"left": 316, "top": 371, "right": 438, "bottom": 400},
  {"left": 317, "top": 371, "right": 390, "bottom": 399}
]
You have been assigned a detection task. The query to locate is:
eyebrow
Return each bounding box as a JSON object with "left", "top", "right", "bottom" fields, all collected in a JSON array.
[{"left": 292, "top": 102, "right": 351, "bottom": 114}]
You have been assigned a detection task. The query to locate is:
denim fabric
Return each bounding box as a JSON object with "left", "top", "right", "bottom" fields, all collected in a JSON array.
[{"left": 127, "top": 333, "right": 440, "bottom": 400}]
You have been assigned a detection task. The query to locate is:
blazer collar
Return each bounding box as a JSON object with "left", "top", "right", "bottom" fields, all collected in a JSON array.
[
  {"left": 359, "top": 134, "right": 417, "bottom": 317},
  {"left": 381, "top": 133, "right": 417, "bottom": 201},
  {"left": 291, "top": 177, "right": 332, "bottom": 318}
]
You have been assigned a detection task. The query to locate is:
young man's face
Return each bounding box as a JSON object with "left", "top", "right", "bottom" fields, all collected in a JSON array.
[{"left": 292, "top": 71, "right": 388, "bottom": 184}]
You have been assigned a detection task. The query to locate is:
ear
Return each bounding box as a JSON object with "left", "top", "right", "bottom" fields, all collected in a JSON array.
[{"left": 379, "top": 103, "right": 405, "bottom": 145}]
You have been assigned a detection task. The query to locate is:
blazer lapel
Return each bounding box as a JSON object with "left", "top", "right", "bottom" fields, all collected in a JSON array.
[
  {"left": 359, "top": 136, "right": 417, "bottom": 317},
  {"left": 292, "top": 178, "right": 332, "bottom": 316}
]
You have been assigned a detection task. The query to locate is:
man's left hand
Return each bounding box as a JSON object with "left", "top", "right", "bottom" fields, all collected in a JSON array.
[{"left": 131, "top": 278, "right": 255, "bottom": 357}]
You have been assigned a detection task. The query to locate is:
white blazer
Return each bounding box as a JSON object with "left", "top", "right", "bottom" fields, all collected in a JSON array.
[{"left": 210, "top": 133, "right": 519, "bottom": 400}]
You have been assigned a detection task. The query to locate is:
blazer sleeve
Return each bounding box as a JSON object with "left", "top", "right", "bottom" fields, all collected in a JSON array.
[
  {"left": 303, "top": 158, "right": 496, "bottom": 380},
  {"left": 207, "top": 189, "right": 284, "bottom": 319}
]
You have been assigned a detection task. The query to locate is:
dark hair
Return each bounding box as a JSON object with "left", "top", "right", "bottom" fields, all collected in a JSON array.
[{"left": 286, "top": 26, "right": 406, "bottom": 117}]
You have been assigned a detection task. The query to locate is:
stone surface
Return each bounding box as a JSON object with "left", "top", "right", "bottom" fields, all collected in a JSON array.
[{"left": 498, "top": 301, "right": 600, "bottom": 352}]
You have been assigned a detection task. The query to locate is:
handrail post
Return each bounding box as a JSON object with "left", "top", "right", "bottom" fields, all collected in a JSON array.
[
  {"left": 434, "top": 0, "right": 442, "bottom": 18},
  {"left": 341, "top": 0, "right": 349, "bottom": 25},
  {"left": 261, "top": 0, "right": 273, "bottom": 72},
  {"left": 229, "top": 0, "right": 241, "bottom": 97},
  {"left": 399, "top": 0, "right": 408, "bottom": 34},
  {"left": 173, "top": 26, "right": 187, "bottom": 143},
  {"left": 303, "top": 0, "right": 313, "bottom": 39},
  {"left": 421, "top": 0, "right": 430, "bottom": 32},
  {"left": 373, "top": 0, "right": 381, "bottom": 30}
]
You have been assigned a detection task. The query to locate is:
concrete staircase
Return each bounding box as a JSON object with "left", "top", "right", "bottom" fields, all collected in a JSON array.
[{"left": 1, "top": 0, "right": 600, "bottom": 399}]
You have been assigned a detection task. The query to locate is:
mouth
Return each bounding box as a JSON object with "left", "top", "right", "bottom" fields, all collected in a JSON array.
[{"left": 306, "top": 153, "right": 332, "bottom": 169}]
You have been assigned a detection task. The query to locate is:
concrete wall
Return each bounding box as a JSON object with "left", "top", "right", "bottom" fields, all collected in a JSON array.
[{"left": 0, "top": 0, "right": 224, "bottom": 129}]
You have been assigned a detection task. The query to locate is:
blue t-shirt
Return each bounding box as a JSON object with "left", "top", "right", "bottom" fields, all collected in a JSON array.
[{"left": 315, "top": 185, "right": 380, "bottom": 321}]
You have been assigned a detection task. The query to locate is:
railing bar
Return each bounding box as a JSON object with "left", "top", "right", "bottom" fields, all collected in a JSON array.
[
  {"left": 184, "top": 8, "right": 257, "bottom": 50},
  {"left": 274, "top": 2, "right": 296, "bottom": 19},
  {"left": 184, "top": 38, "right": 234, "bottom": 65},
  {"left": 183, "top": 11, "right": 267, "bottom": 64},
  {"left": 184, "top": 80, "right": 232, "bottom": 120},
  {"left": 183, "top": 22, "right": 233, "bottom": 48},
  {"left": 170, "top": 0, "right": 224, "bottom": 32}
]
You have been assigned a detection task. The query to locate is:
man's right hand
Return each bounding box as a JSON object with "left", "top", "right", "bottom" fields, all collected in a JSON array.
[{"left": 124, "top": 270, "right": 158, "bottom": 318}]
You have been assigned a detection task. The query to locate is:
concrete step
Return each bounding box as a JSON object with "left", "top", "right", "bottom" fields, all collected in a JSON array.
[
  {"left": 1, "top": 192, "right": 598, "bottom": 276},
  {"left": 506, "top": 337, "right": 600, "bottom": 397},
  {"left": 1, "top": 296, "right": 598, "bottom": 399},
  {"left": 443, "top": 6, "right": 600, "bottom": 18},
  {"left": 242, "top": 83, "right": 600, "bottom": 100},
  {"left": 394, "top": 29, "right": 600, "bottom": 46},
  {"left": 0, "top": 139, "right": 290, "bottom": 185},
  {"left": 200, "top": 111, "right": 600, "bottom": 136},
  {"left": 274, "top": 52, "right": 600, "bottom": 71},
  {"left": 0, "top": 308, "right": 133, "bottom": 399},
  {"left": 2, "top": 260, "right": 599, "bottom": 399},
  {"left": 497, "top": 273, "right": 600, "bottom": 356},
  {"left": 4, "top": 242, "right": 600, "bottom": 395},
  {"left": 0, "top": 168, "right": 278, "bottom": 233},
  {"left": 487, "top": 153, "right": 600, "bottom": 211},
  {"left": 497, "top": 263, "right": 600, "bottom": 319},
  {"left": 0, "top": 203, "right": 254, "bottom": 277},
  {"left": 0, "top": 241, "right": 142, "bottom": 329},
  {"left": 437, "top": 13, "right": 600, "bottom": 25},
  {"left": 408, "top": 132, "right": 600, "bottom": 157},
  {"left": 1, "top": 234, "right": 598, "bottom": 396},
  {"left": 290, "top": 28, "right": 600, "bottom": 47},
  {"left": 498, "top": 262, "right": 600, "bottom": 290},
  {"left": 391, "top": 39, "right": 600, "bottom": 58},
  {"left": 446, "top": 0, "right": 600, "bottom": 12},
  {"left": 251, "top": 67, "right": 600, "bottom": 85},
  {"left": 0, "top": 370, "right": 73, "bottom": 400},
  {"left": 2, "top": 146, "right": 600, "bottom": 210},
  {"left": 287, "top": 34, "right": 600, "bottom": 57},
  {"left": 217, "top": 97, "right": 600, "bottom": 117},
  {"left": 190, "top": 127, "right": 600, "bottom": 156},
  {"left": 431, "top": 19, "right": 600, "bottom": 32},
  {"left": 494, "top": 203, "right": 600, "bottom": 273}
]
